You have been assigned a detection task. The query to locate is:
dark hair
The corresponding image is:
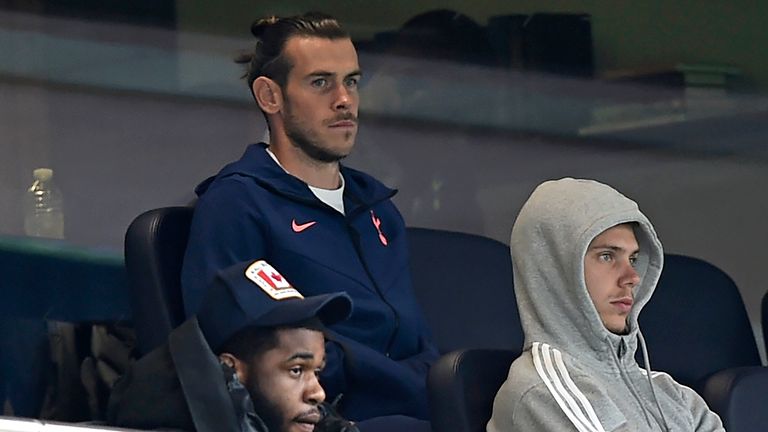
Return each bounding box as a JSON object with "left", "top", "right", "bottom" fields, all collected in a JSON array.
[
  {"left": 235, "top": 12, "right": 349, "bottom": 89},
  {"left": 217, "top": 318, "right": 326, "bottom": 363}
]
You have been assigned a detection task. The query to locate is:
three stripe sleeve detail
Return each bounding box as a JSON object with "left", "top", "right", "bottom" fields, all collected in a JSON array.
[{"left": 532, "top": 342, "right": 606, "bottom": 432}]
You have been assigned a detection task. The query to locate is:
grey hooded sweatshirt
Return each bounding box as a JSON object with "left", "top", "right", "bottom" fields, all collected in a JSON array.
[{"left": 487, "top": 178, "right": 724, "bottom": 432}]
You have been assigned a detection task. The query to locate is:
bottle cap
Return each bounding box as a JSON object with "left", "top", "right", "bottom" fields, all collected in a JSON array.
[{"left": 33, "top": 168, "right": 53, "bottom": 182}]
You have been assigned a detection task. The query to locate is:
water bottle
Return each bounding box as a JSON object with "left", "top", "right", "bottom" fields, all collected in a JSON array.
[{"left": 23, "top": 168, "right": 65, "bottom": 239}]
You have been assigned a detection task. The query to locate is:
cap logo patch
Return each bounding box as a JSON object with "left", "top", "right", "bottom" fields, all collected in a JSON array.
[{"left": 245, "top": 260, "right": 304, "bottom": 300}]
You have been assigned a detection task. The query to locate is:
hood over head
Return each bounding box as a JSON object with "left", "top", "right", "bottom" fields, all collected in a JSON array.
[{"left": 511, "top": 178, "right": 663, "bottom": 358}]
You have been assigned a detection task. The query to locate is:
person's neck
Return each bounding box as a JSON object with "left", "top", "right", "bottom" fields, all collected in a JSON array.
[{"left": 269, "top": 141, "right": 341, "bottom": 190}]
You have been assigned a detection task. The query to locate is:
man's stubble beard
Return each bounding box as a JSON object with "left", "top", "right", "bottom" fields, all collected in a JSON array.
[
  {"left": 283, "top": 98, "right": 356, "bottom": 164},
  {"left": 246, "top": 377, "right": 285, "bottom": 432}
]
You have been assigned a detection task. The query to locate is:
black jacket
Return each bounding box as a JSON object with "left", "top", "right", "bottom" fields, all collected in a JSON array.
[{"left": 107, "top": 319, "right": 262, "bottom": 432}]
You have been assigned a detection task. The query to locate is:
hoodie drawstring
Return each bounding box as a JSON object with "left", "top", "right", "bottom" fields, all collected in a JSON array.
[
  {"left": 608, "top": 338, "right": 655, "bottom": 429},
  {"left": 637, "top": 330, "right": 672, "bottom": 432}
]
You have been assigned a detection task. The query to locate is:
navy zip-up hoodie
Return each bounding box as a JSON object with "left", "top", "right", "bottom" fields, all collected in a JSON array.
[{"left": 181, "top": 143, "right": 438, "bottom": 421}]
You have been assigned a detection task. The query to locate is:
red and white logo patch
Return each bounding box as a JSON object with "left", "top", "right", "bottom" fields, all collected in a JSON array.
[{"left": 245, "top": 260, "right": 304, "bottom": 300}]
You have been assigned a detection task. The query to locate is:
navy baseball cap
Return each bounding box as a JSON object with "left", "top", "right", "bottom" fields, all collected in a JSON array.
[{"left": 197, "top": 259, "right": 353, "bottom": 351}]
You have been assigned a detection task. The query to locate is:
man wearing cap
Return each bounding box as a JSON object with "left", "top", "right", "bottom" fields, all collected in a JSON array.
[{"left": 108, "top": 260, "right": 356, "bottom": 432}]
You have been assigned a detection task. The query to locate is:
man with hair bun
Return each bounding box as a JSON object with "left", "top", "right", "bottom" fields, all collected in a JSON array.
[{"left": 181, "top": 12, "right": 436, "bottom": 431}]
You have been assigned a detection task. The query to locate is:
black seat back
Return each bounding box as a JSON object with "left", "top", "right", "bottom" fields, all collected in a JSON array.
[
  {"left": 124, "top": 206, "right": 193, "bottom": 355},
  {"left": 762, "top": 290, "right": 768, "bottom": 361},
  {"left": 407, "top": 227, "right": 523, "bottom": 353},
  {"left": 639, "top": 254, "right": 760, "bottom": 391},
  {"left": 428, "top": 349, "right": 518, "bottom": 432}
]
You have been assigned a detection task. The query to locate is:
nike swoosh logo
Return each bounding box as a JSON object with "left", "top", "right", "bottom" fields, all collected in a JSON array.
[{"left": 292, "top": 219, "right": 317, "bottom": 233}]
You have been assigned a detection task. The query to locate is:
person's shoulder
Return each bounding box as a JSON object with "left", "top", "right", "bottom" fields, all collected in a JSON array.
[
  {"left": 490, "top": 356, "right": 561, "bottom": 430},
  {"left": 189, "top": 176, "right": 267, "bottom": 228},
  {"left": 494, "top": 349, "right": 628, "bottom": 431},
  {"left": 195, "top": 143, "right": 277, "bottom": 196},
  {"left": 519, "top": 343, "right": 590, "bottom": 377},
  {"left": 217, "top": 143, "right": 273, "bottom": 177},
  {"left": 497, "top": 352, "right": 545, "bottom": 401},
  {"left": 506, "top": 346, "right": 605, "bottom": 399},
  {"left": 194, "top": 146, "right": 277, "bottom": 209},
  {"left": 198, "top": 172, "right": 263, "bottom": 201}
]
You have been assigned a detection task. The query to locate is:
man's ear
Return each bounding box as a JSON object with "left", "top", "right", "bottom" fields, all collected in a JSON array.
[
  {"left": 252, "top": 77, "right": 282, "bottom": 114},
  {"left": 219, "top": 352, "right": 248, "bottom": 383}
]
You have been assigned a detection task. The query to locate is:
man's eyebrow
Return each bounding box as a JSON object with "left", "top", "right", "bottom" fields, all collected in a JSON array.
[
  {"left": 306, "top": 71, "right": 334, "bottom": 78},
  {"left": 588, "top": 244, "right": 640, "bottom": 254},
  {"left": 305, "top": 69, "right": 362, "bottom": 78},
  {"left": 285, "top": 351, "right": 315, "bottom": 362}
]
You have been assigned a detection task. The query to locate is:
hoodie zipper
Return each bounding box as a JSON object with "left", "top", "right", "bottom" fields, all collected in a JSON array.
[
  {"left": 344, "top": 190, "right": 401, "bottom": 356},
  {"left": 346, "top": 222, "right": 400, "bottom": 356},
  {"left": 267, "top": 183, "right": 402, "bottom": 356},
  {"left": 610, "top": 338, "right": 660, "bottom": 430}
]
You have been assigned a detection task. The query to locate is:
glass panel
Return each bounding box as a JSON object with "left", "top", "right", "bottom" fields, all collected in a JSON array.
[{"left": 1, "top": 0, "right": 766, "bottom": 421}]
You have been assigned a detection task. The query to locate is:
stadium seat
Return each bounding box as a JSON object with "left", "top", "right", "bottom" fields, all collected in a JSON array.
[
  {"left": 407, "top": 227, "right": 523, "bottom": 353},
  {"left": 427, "top": 349, "right": 518, "bottom": 432},
  {"left": 762, "top": 289, "right": 768, "bottom": 362},
  {"left": 407, "top": 227, "right": 523, "bottom": 432},
  {"left": 124, "top": 206, "right": 193, "bottom": 355},
  {"left": 639, "top": 254, "right": 768, "bottom": 431}
]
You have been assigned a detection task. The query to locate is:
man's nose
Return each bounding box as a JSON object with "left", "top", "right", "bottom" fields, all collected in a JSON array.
[
  {"left": 333, "top": 85, "right": 351, "bottom": 110},
  {"left": 305, "top": 374, "right": 326, "bottom": 405},
  {"left": 621, "top": 262, "right": 640, "bottom": 288}
]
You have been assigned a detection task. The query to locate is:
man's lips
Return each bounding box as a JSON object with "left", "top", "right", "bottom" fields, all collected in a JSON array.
[
  {"left": 293, "top": 422, "right": 315, "bottom": 432},
  {"left": 329, "top": 119, "right": 357, "bottom": 128},
  {"left": 610, "top": 297, "right": 633, "bottom": 313},
  {"left": 327, "top": 113, "right": 358, "bottom": 128},
  {"left": 294, "top": 410, "right": 322, "bottom": 426}
]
